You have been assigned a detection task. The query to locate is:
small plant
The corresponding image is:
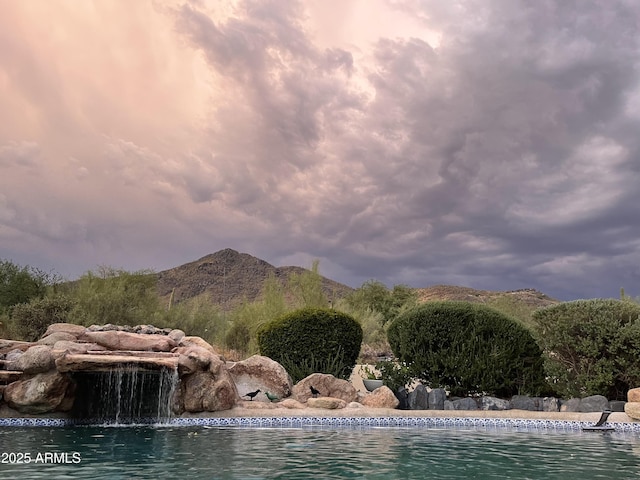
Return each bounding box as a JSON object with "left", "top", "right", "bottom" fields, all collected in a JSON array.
[
  {"left": 361, "top": 365, "right": 382, "bottom": 380},
  {"left": 375, "top": 360, "right": 414, "bottom": 392}
]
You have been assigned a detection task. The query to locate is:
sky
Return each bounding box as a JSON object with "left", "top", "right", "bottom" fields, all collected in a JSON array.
[{"left": 1, "top": 0, "right": 639, "bottom": 301}]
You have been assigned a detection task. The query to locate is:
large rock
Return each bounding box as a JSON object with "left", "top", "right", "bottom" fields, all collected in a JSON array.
[
  {"left": 81, "top": 331, "right": 176, "bottom": 352},
  {"left": 624, "top": 402, "right": 640, "bottom": 420},
  {"left": 481, "top": 396, "right": 511, "bottom": 411},
  {"left": 560, "top": 398, "right": 581, "bottom": 412},
  {"left": 628, "top": 388, "right": 640, "bottom": 403},
  {"left": 510, "top": 395, "right": 539, "bottom": 411},
  {"left": 279, "top": 398, "right": 306, "bottom": 409},
  {"left": 43, "top": 323, "right": 87, "bottom": 337},
  {"left": 450, "top": 397, "right": 479, "bottom": 410},
  {"left": 37, "top": 332, "right": 78, "bottom": 346},
  {"left": 227, "top": 355, "right": 292, "bottom": 401},
  {"left": 176, "top": 370, "right": 239, "bottom": 413},
  {"left": 15, "top": 345, "right": 55, "bottom": 374},
  {"left": 428, "top": 388, "right": 446, "bottom": 410},
  {"left": 176, "top": 345, "right": 216, "bottom": 375},
  {"left": 542, "top": 397, "right": 560, "bottom": 412},
  {"left": 579, "top": 395, "right": 609, "bottom": 412},
  {"left": 52, "top": 341, "right": 107, "bottom": 354},
  {"left": 361, "top": 386, "right": 400, "bottom": 409},
  {"left": 307, "top": 397, "right": 347, "bottom": 409},
  {"left": 292, "top": 373, "right": 358, "bottom": 403},
  {"left": 408, "top": 384, "right": 428, "bottom": 410},
  {"left": 4, "top": 371, "right": 73, "bottom": 414},
  {"left": 178, "top": 336, "right": 217, "bottom": 353},
  {"left": 3, "top": 349, "right": 23, "bottom": 370},
  {"left": 55, "top": 352, "right": 179, "bottom": 372}
]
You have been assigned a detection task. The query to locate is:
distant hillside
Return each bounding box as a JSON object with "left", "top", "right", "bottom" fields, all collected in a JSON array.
[
  {"left": 156, "top": 248, "right": 354, "bottom": 309},
  {"left": 415, "top": 285, "right": 559, "bottom": 330},
  {"left": 416, "top": 285, "right": 558, "bottom": 308}
]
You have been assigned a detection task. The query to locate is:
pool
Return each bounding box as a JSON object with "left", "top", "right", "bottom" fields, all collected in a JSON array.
[{"left": 1, "top": 418, "right": 640, "bottom": 479}]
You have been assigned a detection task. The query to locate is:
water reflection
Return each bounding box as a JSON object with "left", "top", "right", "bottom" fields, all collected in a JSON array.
[{"left": 1, "top": 426, "right": 639, "bottom": 479}]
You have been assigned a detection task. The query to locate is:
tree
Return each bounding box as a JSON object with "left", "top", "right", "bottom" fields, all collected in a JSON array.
[{"left": 0, "top": 259, "right": 53, "bottom": 313}]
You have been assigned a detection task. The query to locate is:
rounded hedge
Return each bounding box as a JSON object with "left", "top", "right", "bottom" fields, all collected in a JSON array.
[
  {"left": 387, "top": 301, "right": 548, "bottom": 397},
  {"left": 257, "top": 307, "right": 363, "bottom": 383},
  {"left": 532, "top": 299, "right": 640, "bottom": 400}
]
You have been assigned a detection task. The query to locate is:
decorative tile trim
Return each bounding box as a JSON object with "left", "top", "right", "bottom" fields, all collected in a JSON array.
[{"left": 1, "top": 416, "right": 639, "bottom": 432}]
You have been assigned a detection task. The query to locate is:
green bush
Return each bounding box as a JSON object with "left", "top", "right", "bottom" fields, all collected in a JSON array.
[
  {"left": 257, "top": 307, "right": 363, "bottom": 383},
  {"left": 10, "top": 295, "right": 75, "bottom": 341},
  {"left": 387, "top": 301, "right": 548, "bottom": 397},
  {"left": 532, "top": 299, "right": 640, "bottom": 400}
]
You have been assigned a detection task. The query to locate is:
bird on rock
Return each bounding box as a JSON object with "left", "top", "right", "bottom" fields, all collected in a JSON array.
[
  {"left": 265, "top": 391, "right": 280, "bottom": 402},
  {"left": 244, "top": 389, "right": 261, "bottom": 401},
  {"left": 310, "top": 386, "right": 320, "bottom": 398}
]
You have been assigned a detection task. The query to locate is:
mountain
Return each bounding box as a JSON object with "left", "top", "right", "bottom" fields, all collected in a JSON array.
[{"left": 156, "top": 248, "right": 354, "bottom": 309}]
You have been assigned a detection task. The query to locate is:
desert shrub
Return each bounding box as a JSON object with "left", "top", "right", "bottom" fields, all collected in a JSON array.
[
  {"left": 532, "top": 299, "right": 640, "bottom": 400},
  {"left": 257, "top": 307, "right": 363, "bottom": 383},
  {"left": 387, "top": 301, "right": 548, "bottom": 397},
  {"left": 64, "top": 267, "right": 161, "bottom": 326},
  {"left": 10, "top": 295, "right": 75, "bottom": 341}
]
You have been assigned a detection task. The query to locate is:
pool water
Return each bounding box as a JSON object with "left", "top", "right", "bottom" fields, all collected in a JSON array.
[{"left": 1, "top": 425, "right": 639, "bottom": 479}]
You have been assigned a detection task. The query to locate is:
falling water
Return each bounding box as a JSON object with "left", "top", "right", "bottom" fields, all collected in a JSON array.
[{"left": 71, "top": 365, "right": 179, "bottom": 425}]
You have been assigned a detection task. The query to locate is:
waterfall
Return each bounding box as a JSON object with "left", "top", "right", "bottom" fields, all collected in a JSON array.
[{"left": 71, "top": 365, "right": 179, "bottom": 425}]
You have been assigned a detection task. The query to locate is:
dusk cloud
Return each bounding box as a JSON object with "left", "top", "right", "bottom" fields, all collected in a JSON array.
[{"left": 1, "top": 0, "right": 639, "bottom": 300}]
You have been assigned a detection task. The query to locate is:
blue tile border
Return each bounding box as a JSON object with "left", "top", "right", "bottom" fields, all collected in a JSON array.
[{"left": 1, "top": 416, "right": 639, "bottom": 432}]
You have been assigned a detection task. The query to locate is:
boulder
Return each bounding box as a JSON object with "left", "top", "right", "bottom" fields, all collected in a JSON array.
[
  {"left": 481, "top": 396, "right": 511, "bottom": 411},
  {"left": 408, "top": 384, "right": 428, "bottom": 410},
  {"left": 610, "top": 400, "right": 626, "bottom": 412},
  {"left": 628, "top": 388, "right": 640, "bottom": 403},
  {"left": 279, "top": 398, "right": 306, "bottom": 409},
  {"left": 37, "top": 332, "right": 78, "bottom": 347},
  {"left": 176, "top": 345, "right": 216, "bottom": 375},
  {"left": 560, "top": 398, "right": 581, "bottom": 412},
  {"left": 15, "top": 345, "right": 55, "bottom": 374},
  {"left": 510, "top": 395, "right": 539, "bottom": 411},
  {"left": 450, "top": 398, "right": 479, "bottom": 410},
  {"left": 52, "top": 341, "right": 107, "bottom": 354},
  {"left": 81, "top": 331, "right": 176, "bottom": 352},
  {"left": 307, "top": 397, "right": 347, "bottom": 409},
  {"left": 293, "top": 373, "right": 358, "bottom": 403},
  {"left": 4, "top": 349, "right": 23, "bottom": 370},
  {"left": 579, "top": 395, "right": 610, "bottom": 412},
  {"left": 347, "top": 402, "right": 364, "bottom": 409},
  {"left": 176, "top": 370, "right": 239, "bottom": 413},
  {"left": 178, "top": 336, "right": 217, "bottom": 354},
  {"left": 240, "top": 400, "right": 278, "bottom": 409},
  {"left": 4, "top": 371, "right": 73, "bottom": 414},
  {"left": 55, "top": 352, "right": 179, "bottom": 372},
  {"left": 428, "top": 388, "right": 446, "bottom": 410},
  {"left": 227, "top": 355, "right": 292, "bottom": 401},
  {"left": 542, "top": 397, "right": 560, "bottom": 412},
  {"left": 168, "top": 329, "right": 185, "bottom": 343},
  {"left": 361, "top": 386, "right": 400, "bottom": 409},
  {"left": 624, "top": 402, "right": 640, "bottom": 420},
  {"left": 43, "top": 323, "right": 87, "bottom": 337}
]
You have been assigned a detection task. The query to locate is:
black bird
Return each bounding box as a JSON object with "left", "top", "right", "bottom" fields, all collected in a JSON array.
[
  {"left": 244, "top": 389, "right": 261, "bottom": 401},
  {"left": 310, "top": 386, "right": 320, "bottom": 398}
]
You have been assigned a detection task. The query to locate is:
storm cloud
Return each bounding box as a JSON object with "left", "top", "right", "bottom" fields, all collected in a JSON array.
[{"left": 1, "top": 0, "right": 639, "bottom": 300}]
